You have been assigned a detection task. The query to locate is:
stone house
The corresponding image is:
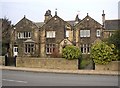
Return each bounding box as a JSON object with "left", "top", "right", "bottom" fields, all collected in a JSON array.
[
  {"left": 103, "top": 19, "right": 120, "bottom": 38},
  {"left": 40, "top": 10, "right": 73, "bottom": 57},
  {"left": 9, "top": 10, "right": 119, "bottom": 57},
  {"left": 74, "top": 13, "right": 104, "bottom": 54},
  {"left": 10, "top": 16, "right": 40, "bottom": 57}
]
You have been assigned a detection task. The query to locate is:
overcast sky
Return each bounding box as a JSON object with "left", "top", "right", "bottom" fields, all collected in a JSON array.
[{"left": 0, "top": 0, "right": 119, "bottom": 25}]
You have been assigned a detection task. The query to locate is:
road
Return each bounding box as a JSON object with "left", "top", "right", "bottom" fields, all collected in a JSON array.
[{"left": 2, "top": 70, "right": 119, "bottom": 86}]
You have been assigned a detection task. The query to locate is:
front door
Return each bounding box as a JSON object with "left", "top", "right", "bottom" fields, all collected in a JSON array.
[{"left": 13, "top": 47, "right": 18, "bottom": 56}]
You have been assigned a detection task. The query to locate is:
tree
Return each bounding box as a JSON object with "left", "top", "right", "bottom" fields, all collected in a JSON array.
[
  {"left": 107, "top": 30, "right": 120, "bottom": 60},
  {"left": 1, "top": 17, "right": 12, "bottom": 55},
  {"left": 62, "top": 45, "right": 81, "bottom": 60},
  {"left": 90, "top": 41, "right": 118, "bottom": 65}
]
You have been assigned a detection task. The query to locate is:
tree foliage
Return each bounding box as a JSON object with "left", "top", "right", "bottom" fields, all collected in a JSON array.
[
  {"left": 107, "top": 30, "right": 120, "bottom": 60},
  {"left": 1, "top": 17, "right": 12, "bottom": 55},
  {"left": 90, "top": 41, "right": 118, "bottom": 65},
  {"left": 62, "top": 45, "right": 81, "bottom": 60},
  {"left": 2, "top": 17, "right": 11, "bottom": 43}
]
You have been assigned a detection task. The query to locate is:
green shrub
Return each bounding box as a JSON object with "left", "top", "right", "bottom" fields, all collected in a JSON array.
[
  {"left": 90, "top": 41, "right": 118, "bottom": 65},
  {"left": 62, "top": 45, "right": 81, "bottom": 60},
  {"left": 107, "top": 30, "right": 120, "bottom": 60}
]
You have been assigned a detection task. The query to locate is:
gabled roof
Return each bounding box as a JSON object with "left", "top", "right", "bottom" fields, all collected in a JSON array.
[
  {"left": 105, "top": 19, "right": 120, "bottom": 30},
  {"left": 75, "top": 14, "right": 102, "bottom": 27},
  {"left": 35, "top": 22, "right": 44, "bottom": 28},
  {"left": 14, "top": 16, "right": 39, "bottom": 29},
  {"left": 41, "top": 15, "right": 72, "bottom": 30},
  {"left": 59, "top": 38, "right": 73, "bottom": 45}
]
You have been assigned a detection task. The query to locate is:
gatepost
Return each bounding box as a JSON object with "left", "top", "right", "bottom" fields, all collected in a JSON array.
[{"left": 78, "top": 57, "right": 81, "bottom": 70}]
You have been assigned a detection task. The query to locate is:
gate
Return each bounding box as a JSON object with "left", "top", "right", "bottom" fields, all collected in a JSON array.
[{"left": 5, "top": 55, "right": 16, "bottom": 66}]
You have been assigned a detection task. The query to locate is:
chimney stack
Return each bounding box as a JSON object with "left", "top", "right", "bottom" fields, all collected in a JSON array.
[
  {"left": 44, "top": 10, "right": 52, "bottom": 23},
  {"left": 102, "top": 10, "right": 105, "bottom": 28},
  {"left": 55, "top": 8, "right": 57, "bottom": 16}
]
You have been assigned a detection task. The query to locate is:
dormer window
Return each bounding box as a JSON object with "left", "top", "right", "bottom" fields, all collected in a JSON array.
[
  {"left": 96, "top": 29, "right": 101, "bottom": 37},
  {"left": 46, "top": 31, "right": 55, "bottom": 38}
]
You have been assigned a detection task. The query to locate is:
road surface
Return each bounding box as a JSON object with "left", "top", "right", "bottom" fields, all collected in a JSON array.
[{"left": 2, "top": 70, "right": 119, "bottom": 86}]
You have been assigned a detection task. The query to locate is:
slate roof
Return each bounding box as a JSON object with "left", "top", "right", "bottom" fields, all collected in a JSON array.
[
  {"left": 105, "top": 19, "right": 120, "bottom": 30},
  {"left": 67, "top": 20, "right": 75, "bottom": 26},
  {"left": 35, "top": 22, "right": 44, "bottom": 28}
]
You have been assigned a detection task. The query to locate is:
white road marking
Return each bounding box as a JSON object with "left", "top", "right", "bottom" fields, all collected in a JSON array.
[{"left": 2, "top": 79, "right": 28, "bottom": 83}]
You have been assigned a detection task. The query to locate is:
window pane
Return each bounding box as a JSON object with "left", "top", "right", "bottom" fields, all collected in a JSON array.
[
  {"left": 50, "top": 48, "right": 52, "bottom": 53},
  {"left": 28, "top": 32, "right": 31, "bottom": 38},
  {"left": 49, "top": 32, "right": 51, "bottom": 38},
  {"left": 87, "top": 30, "right": 90, "bottom": 37},
  {"left": 97, "top": 30, "right": 100, "bottom": 37},
  {"left": 20, "top": 33, "right": 22, "bottom": 38},
  {"left": 66, "top": 31, "right": 69, "bottom": 37},
  {"left": 25, "top": 44, "right": 27, "bottom": 53},
  {"left": 53, "top": 48, "right": 55, "bottom": 52},
  {"left": 26, "top": 32, "right": 28, "bottom": 37},
  {"left": 52, "top": 31, "right": 55, "bottom": 38},
  {"left": 83, "top": 44, "right": 86, "bottom": 53},
  {"left": 87, "top": 44, "right": 90, "bottom": 53},
  {"left": 31, "top": 47, "right": 33, "bottom": 52},
  {"left": 46, "top": 32, "right": 49, "bottom": 38},
  {"left": 18, "top": 33, "right": 20, "bottom": 38},
  {"left": 81, "top": 47, "right": 83, "bottom": 53},
  {"left": 28, "top": 44, "right": 30, "bottom": 53},
  {"left": 31, "top": 44, "right": 34, "bottom": 47},
  {"left": 24, "top": 32, "right": 25, "bottom": 38},
  {"left": 84, "top": 30, "right": 86, "bottom": 37},
  {"left": 80, "top": 30, "right": 83, "bottom": 37},
  {"left": 46, "top": 47, "right": 49, "bottom": 53}
]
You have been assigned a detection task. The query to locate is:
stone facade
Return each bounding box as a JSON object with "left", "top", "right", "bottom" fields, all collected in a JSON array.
[
  {"left": 10, "top": 16, "right": 40, "bottom": 57},
  {"left": 75, "top": 14, "right": 104, "bottom": 54},
  {"left": 40, "top": 14, "right": 73, "bottom": 57},
  {"left": 9, "top": 10, "right": 119, "bottom": 57}
]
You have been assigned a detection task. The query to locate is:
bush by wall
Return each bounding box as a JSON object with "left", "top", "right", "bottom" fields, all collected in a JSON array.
[
  {"left": 62, "top": 45, "right": 81, "bottom": 60},
  {"left": 90, "top": 41, "right": 118, "bottom": 65}
]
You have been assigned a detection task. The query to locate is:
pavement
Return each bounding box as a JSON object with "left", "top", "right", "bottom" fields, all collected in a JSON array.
[{"left": 0, "top": 66, "right": 120, "bottom": 76}]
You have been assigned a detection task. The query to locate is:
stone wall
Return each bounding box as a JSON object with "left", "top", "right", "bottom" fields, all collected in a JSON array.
[
  {"left": 16, "top": 57, "right": 78, "bottom": 70},
  {"left": 0, "top": 56, "right": 5, "bottom": 65},
  {"left": 95, "top": 61, "right": 120, "bottom": 71}
]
